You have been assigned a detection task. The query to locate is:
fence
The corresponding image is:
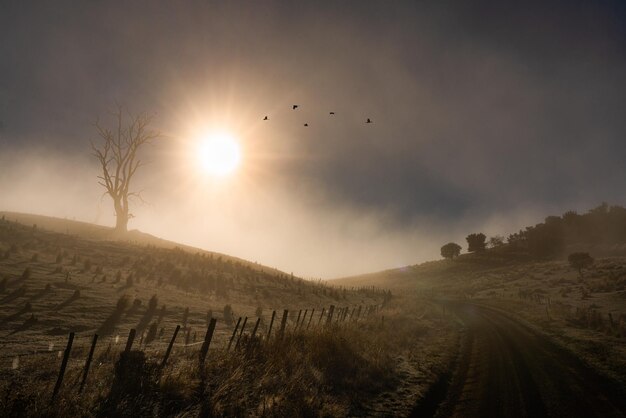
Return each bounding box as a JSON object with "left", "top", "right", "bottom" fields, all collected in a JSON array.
[{"left": 4, "top": 302, "right": 383, "bottom": 404}]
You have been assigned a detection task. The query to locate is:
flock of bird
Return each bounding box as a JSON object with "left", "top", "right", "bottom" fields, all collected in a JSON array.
[{"left": 262, "top": 105, "right": 372, "bottom": 127}]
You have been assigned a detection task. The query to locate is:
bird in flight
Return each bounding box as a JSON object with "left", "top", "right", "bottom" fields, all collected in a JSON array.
[
  {"left": 366, "top": 118, "right": 372, "bottom": 123},
  {"left": 263, "top": 116, "right": 268, "bottom": 120},
  {"left": 329, "top": 112, "right": 335, "bottom": 115},
  {"left": 292, "top": 105, "right": 299, "bottom": 110},
  {"left": 304, "top": 123, "right": 308, "bottom": 127}
]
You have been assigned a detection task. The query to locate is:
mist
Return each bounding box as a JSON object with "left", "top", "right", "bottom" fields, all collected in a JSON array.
[{"left": 1, "top": 0, "right": 626, "bottom": 277}]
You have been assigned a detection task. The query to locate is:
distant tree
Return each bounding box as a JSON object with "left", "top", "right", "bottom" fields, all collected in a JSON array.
[
  {"left": 466, "top": 233, "right": 487, "bottom": 252},
  {"left": 91, "top": 106, "right": 161, "bottom": 233},
  {"left": 440, "top": 243, "right": 462, "bottom": 259},
  {"left": 526, "top": 222, "right": 564, "bottom": 257},
  {"left": 488, "top": 235, "right": 505, "bottom": 248},
  {"left": 561, "top": 210, "right": 580, "bottom": 224},
  {"left": 568, "top": 252, "right": 594, "bottom": 277}
]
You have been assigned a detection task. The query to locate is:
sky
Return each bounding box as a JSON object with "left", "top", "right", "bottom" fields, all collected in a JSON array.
[{"left": 1, "top": 0, "right": 626, "bottom": 278}]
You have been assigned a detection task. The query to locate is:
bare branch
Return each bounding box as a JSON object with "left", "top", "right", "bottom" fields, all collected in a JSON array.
[{"left": 91, "top": 106, "right": 161, "bottom": 232}]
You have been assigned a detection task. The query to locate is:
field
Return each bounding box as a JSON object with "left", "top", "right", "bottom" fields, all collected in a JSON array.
[
  {"left": 3, "top": 211, "right": 625, "bottom": 416},
  {"left": 336, "top": 247, "right": 626, "bottom": 388},
  {"left": 0, "top": 213, "right": 456, "bottom": 416}
]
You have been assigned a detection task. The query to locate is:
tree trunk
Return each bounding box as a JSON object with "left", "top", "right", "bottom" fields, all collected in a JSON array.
[
  {"left": 115, "top": 214, "right": 128, "bottom": 233},
  {"left": 114, "top": 199, "right": 128, "bottom": 233}
]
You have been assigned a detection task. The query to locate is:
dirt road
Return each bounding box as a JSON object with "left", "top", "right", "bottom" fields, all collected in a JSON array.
[{"left": 429, "top": 303, "right": 626, "bottom": 418}]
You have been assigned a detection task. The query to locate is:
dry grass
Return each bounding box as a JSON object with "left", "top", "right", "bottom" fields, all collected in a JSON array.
[
  {"left": 0, "top": 215, "right": 385, "bottom": 357},
  {"left": 0, "top": 298, "right": 446, "bottom": 417},
  {"left": 0, "top": 214, "right": 456, "bottom": 416}
]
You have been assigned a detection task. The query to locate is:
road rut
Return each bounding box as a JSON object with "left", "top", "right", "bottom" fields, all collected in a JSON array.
[{"left": 433, "top": 303, "right": 626, "bottom": 418}]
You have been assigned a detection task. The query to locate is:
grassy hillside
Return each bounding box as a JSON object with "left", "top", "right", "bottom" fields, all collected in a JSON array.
[
  {"left": 0, "top": 211, "right": 283, "bottom": 275},
  {"left": 335, "top": 230, "right": 626, "bottom": 384},
  {"left": 0, "top": 213, "right": 385, "bottom": 357},
  {"left": 0, "top": 213, "right": 457, "bottom": 416}
]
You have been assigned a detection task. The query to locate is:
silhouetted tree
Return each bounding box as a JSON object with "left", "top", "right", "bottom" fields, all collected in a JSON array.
[
  {"left": 568, "top": 252, "right": 594, "bottom": 277},
  {"left": 488, "top": 235, "right": 505, "bottom": 248},
  {"left": 440, "top": 242, "right": 462, "bottom": 259},
  {"left": 466, "top": 233, "right": 486, "bottom": 252},
  {"left": 526, "top": 220, "right": 564, "bottom": 257},
  {"left": 92, "top": 107, "right": 161, "bottom": 233}
]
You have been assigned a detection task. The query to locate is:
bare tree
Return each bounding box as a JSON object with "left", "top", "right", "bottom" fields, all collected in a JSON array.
[{"left": 92, "top": 107, "right": 160, "bottom": 233}]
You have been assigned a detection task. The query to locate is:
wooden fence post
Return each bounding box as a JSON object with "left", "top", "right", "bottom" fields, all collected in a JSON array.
[
  {"left": 318, "top": 308, "right": 325, "bottom": 326},
  {"left": 161, "top": 325, "right": 180, "bottom": 368},
  {"left": 235, "top": 317, "right": 248, "bottom": 349},
  {"left": 79, "top": 334, "right": 98, "bottom": 393},
  {"left": 124, "top": 328, "right": 136, "bottom": 352},
  {"left": 228, "top": 317, "right": 242, "bottom": 351},
  {"left": 51, "top": 331, "right": 74, "bottom": 402},
  {"left": 199, "top": 318, "right": 217, "bottom": 365},
  {"left": 250, "top": 317, "right": 261, "bottom": 341},
  {"left": 295, "top": 310, "right": 302, "bottom": 329},
  {"left": 267, "top": 310, "right": 276, "bottom": 339},
  {"left": 279, "top": 309, "right": 289, "bottom": 338},
  {"left": 326, "top": 305, "right": 335, "bottom": 326},
  {"left": 299, "top": 309, "right": 308, "bottom": 330},
  {"left": 307, "top": 309, "right": 315, "bottom": 329}
]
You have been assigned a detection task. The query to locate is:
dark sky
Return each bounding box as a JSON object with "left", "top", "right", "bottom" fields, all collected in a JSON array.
[{"left": 1, "top": 1, "right": 626, "bottom": 277}]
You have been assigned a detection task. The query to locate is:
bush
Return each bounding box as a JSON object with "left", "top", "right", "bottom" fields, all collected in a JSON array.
[
  {"left": 466, "top": 233, "right": 486, "bottom": 252},
  {"left": 568, "top": 252, "right": 594, "bottom": 276},
  {"left": 440, "top": 243, "right": 461, "bottom": 259}
]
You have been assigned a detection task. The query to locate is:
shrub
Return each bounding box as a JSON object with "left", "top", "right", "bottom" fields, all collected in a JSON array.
[
  {"left": 440, "top": 243, "right": 461, "bottom": 259},
  {"left": 568, "top": 252, "right": 594, "bottom": 277},
  {"left": 466, "top": 233, "right": 487, "bottom": 252}
]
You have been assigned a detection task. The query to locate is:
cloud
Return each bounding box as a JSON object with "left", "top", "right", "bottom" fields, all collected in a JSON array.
[{"left": 1, "top": 1, "right": 626, "bottom": 277}]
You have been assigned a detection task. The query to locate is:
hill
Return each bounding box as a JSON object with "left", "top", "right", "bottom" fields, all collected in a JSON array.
[
  {"left": 0, "top": 211, "right": 283, "bottom": 275},
  {"left": 0, "top": 213, "right": 386, "bottom": 356},
  {"left": 0, "top": 213, "right": 451, "bottom": 417},
  {"left": 334, "top": 204, "right": 626, "bottom": 385}
]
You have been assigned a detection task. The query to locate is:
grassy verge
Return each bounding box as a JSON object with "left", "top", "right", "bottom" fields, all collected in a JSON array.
[{"left": 0, "top": 295, "right": 455, "bottom": 417}]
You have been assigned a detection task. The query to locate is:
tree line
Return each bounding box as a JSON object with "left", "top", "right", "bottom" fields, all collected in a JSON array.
[{"left": 441, "top": 203, "right": 626, "bottom": 261}]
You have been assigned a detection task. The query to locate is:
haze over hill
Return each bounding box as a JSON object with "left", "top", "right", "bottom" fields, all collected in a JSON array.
[
  {"left": 2, "top": 1, "right": 626, "bottom": 416},
  {"left": 0, "top": 213, "right": 387, "bottom": 357},
  {"left": 2, "top": 1, "right": 626, "bottom": 278},
  {"left": 336, "top": 203, "right": 626, "bottom": 288}
]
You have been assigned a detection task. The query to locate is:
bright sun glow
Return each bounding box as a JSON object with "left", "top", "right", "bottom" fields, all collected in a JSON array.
[{"left": 197, "top": 132, "right": 242, "bottom": 177}]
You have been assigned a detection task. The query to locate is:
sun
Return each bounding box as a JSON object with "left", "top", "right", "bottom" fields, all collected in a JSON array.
[{"left": 196, "top": 132, "right": 242, "bottom": 177}]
